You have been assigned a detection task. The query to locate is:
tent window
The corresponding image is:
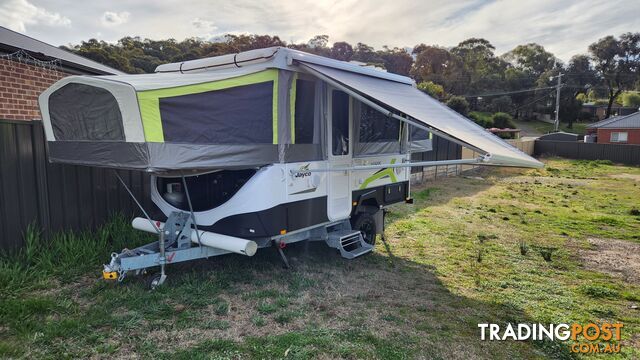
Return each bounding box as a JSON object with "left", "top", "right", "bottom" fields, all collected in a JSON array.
[
  {"left": 332, "top": 90, "right": 349, "bottom": 155},
  {"left": 410, "top": 126, "right": 430, "bottom": 141},
  {"left": 49, "top": 83, "right": 124, "bottom": 141},
  {"left": 358, "top": 103, "right": 399, "bottom": 143},
  {"left": 160, "top": 81, "right": 273, "bottom": 144},
  {"left": 294, "top": 79, "right": 316, "bottom": 144},
  {"left": 409, "top": 125, "right": 432, "bottom": 152},
  {"left": 353, "top": 100, "right": 401, "bottom": 155}
]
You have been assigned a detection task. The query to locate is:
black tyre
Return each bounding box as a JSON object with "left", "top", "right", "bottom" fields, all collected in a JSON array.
[{"left": 351, "top": 212, "right": 377, "bottom": 246}]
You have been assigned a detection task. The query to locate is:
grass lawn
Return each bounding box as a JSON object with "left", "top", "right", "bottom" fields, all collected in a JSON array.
[{"left": 1, "top": 159, "right": 640, "bottom": 359}]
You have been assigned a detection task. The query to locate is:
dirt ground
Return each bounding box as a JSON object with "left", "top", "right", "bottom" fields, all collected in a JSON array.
[{"left": 580, "top": 238, "right": 640, "bottom": 285}]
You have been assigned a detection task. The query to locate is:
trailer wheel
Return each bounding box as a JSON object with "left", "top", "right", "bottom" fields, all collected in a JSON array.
[
  {"left": 147, "top": 275, "right": 163, "bottom": 290},
  {"left": 352, "top": 213, "right": 377, "bottom": 246}
]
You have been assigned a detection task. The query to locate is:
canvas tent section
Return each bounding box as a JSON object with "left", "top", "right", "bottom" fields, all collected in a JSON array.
[
  {"left": 39, "top": 46, "right": 541, "bottom": 172},
  {"left": 296, "top": 62, "right": 542, "bottom": 168},
  {"left": 40, "top": 67, "right": 302, "bottom": 171}
]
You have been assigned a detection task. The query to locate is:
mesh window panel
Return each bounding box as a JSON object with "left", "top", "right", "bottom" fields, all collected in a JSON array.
[
  {"left": 160, "top": 82, "right": 273, "bottom": 144},
  {"left": 294, "top": 79, "right": 316, "bottom": 144},
  {"left": 410, "top": 125, "right": 430, "bottom": 141},
  {"left": 49, "top": 83, "right": 124, "bottom": 141},
  {"left": 358, "top": 103, "right": 399, "bottom": 143},
  {"left": 332, "top": 90, "right": 349, "bottom": 155}
]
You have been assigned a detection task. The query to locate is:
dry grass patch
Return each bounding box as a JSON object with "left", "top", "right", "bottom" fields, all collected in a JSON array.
[{"left": 579, "top": 238, "right": 640, "bottom": 285}]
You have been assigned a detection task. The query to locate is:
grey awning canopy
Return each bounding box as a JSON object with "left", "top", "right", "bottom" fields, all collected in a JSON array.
[{"left": 298, "top": 62, "right": 543, "bottom": 168}]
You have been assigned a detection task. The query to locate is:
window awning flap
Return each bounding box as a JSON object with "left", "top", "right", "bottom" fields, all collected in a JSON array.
[{"left": 299, "top": 62, "right": 543, "bottom": 168}]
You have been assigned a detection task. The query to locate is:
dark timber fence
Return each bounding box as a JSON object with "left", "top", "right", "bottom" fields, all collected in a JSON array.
[
  {"left": 0, "top": 119, "right": 154, "bottom": 251},
  {"left": 410, "top": 136, "right": 462, "bottom": 173},
  {"left": 0, "top": 119, "right": 459, "bottom": 251},
  {"left": 534, "top": 140, "right": 640, "bottom": 166}
]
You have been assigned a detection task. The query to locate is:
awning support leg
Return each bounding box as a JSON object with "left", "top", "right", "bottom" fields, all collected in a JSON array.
[{"left": 181, "top": 173, "right": 202, "bottom": 247}]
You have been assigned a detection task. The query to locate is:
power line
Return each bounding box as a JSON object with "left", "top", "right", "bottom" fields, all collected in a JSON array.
[
  {"left": 512, "top": 90, "right": 556, "bottom": 112},
  {"left": 463, "top": 86, "right": 556, "bottom": 98}
]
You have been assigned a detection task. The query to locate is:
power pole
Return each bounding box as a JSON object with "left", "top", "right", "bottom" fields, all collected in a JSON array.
[{"left": 554, "top": 72, "right": 563, "bottom": 132}]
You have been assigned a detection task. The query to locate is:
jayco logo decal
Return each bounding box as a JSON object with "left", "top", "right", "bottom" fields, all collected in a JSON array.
[{"left": 294, "top": 164, "right": 312, "bottom": 178}]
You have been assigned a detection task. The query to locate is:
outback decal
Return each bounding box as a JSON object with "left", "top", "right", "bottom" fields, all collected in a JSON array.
[{"left": 359, "top": 159, "right": 398, "bottom": 189}]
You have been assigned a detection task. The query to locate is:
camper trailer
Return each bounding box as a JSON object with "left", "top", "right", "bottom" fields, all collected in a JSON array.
[{"left": 39, "top": 47, "right": 542, "bottom": 288}]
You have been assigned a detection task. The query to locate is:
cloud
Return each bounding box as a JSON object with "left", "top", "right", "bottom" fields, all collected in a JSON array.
[
  {"left": 101, "top": 11, "right": 130, "bottom": 26},
  {"left": 192, "top": 17, "right": 218, "bottom": 39},
  {"left": 9, "top": 0, "right": 640, "bottom": 62},
  {"left": 0, "top": 0, "right": 70, "bottom": 33}
]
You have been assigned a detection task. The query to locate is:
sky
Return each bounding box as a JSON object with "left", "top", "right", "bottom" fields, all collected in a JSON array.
[{"left": 1, "top": 0, "right": 639, "bottom": 61}]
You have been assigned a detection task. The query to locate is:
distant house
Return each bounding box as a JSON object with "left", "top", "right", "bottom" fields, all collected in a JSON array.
[
  {"left": 586, "top": 112, "right": 640, "bottom": 145},
  {"left": 538, "top": 131, "right": 580, "bottom": 142},
  {"left": 0, "top": 26, "right": 123, "bottom": 121},
  {"left": 582, "top": 102, "right": 638, "bottom": 121}
]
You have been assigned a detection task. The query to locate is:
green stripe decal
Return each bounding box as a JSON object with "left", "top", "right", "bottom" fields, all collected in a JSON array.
[
  {"left": 136, "top": 69, "right": 279, "bottom": 143},
  {"left": 272, "top": 72, "right": 279, "bottom": 144},
  {"left": 289, "top": 73, "right": 298, "bottom": 144},
  {"left": 359, "top": 159, "right": 398, "bottom": 189}
]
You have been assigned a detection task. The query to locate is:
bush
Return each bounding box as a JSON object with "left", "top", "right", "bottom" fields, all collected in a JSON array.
[
  {"left": 446, "top": 96, "right": 470, "bottom": 116},
  {"left": 622, "top": 92, "right": 640, "bottom": 108},
  {"left": 579, "top": 284, "right": 619, "bottom": 299},
  {"left": 491, "top": 112, "right": 516, "bottom": 128},
  {"left": 575, "top": 93, "right": 587, "bottom": 103},
  {"left": 417, "top": 81, "right": 446, "bottom": 100},
  {"left": 469, "top": 112, "right": 494, "bottom": 128}
]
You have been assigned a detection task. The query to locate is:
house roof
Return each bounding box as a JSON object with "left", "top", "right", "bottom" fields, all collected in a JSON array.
[
  {"left": 587, "top": 111, "right": 640, "bottom": 129},
  {"left": 0, "top": 26, "right": 124, "bottom": 75},
  {"left": 582, "top": 102, "right": 636, "bottom": 109}
]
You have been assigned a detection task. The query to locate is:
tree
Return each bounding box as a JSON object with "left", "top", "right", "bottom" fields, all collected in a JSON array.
[
  {"left": 377, "top": 46, "right": 413, "bottom": 76},
  {"left": 411, "top": 45, "right": 464, "bottom": 93},
  {"left": 451, "top": 38, "right": 507, "bottom": 94},
  {"left": 446, "top": 96, "right": 470, "bottom": 116},
  {"left": 490, "top": 95, "right": 513, "bottom": 113},
  {"left": 351, "top": 43, "right": 380, "bottom": 63},
  {"left": 308, "top": 35, "right": 329, "bottom": 49},
  {"left": 329, "top": 41, "right": 354, "bottom": 61},
  {"left": 560, "top": 55, "right": 600, "bottom": 127},
  {"left": 589, "top": 33, "right": 640, "bottom": 118},
  {"left": 502, "top": 43, "right": 559, "bottom": 78}
]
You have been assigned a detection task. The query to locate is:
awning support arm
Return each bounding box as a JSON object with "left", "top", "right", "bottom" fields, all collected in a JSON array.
[
  {"left": 297, "top": 62, "right": 488, "bottom": 155},
  {"left": 181, "top": 173, "right": 202, "bottom": 247},
  {"left": 114, "top": 171, "right": 160, "bottom": 234}
]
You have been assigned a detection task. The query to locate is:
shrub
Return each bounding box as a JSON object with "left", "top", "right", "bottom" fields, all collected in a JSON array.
[
  {"left": 469, "top": 112, "right": 494, "bottom": 128},
  {"left": 519, "top": 241, "right": 529, "bottom": 256},
  {"left": 579, "top": 284, "right": 619, "bottom": 299},
  {"left": 417, "top": 81, "right": 446, "bottom": 100},
  {"left": 491, "top": 112, "right": 516, "bottom": 128},
  {"left": 446, "top": 96, "right": 470, "bottom": 116},
  {"left": 575, "top": 93, "right": 587, "bottom": 103},
  {"left": 622, "top": 92, "right": 640, "bottom": 108}
]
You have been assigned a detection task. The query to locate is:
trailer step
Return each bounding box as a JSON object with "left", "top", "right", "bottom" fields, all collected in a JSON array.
[{"left": 327, "top": 229, "right": 374, "bottom": 259}]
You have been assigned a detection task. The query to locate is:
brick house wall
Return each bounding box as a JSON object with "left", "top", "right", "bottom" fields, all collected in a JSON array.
[
  {"left": 596, "top": 128, "right": 640, "bottom": 145},
  {"left": 0, "top": 58, "right": 67, "bottom": 121}
]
